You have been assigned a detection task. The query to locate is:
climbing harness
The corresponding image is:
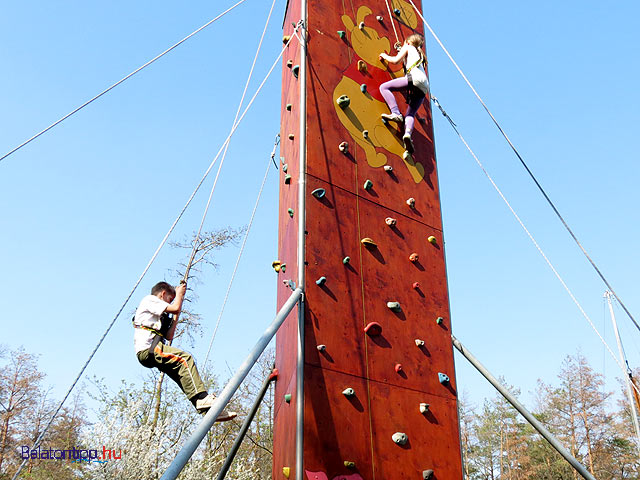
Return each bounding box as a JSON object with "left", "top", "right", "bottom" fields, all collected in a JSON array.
[
  {"left": 431, "top": 95, "right": 638, "bottom": 396},
  {"left": 0, "top": 0, "right": 250, "bottom": 166},
  {"left": 408, "top": 0, "right": 640, "bottom": 336}
]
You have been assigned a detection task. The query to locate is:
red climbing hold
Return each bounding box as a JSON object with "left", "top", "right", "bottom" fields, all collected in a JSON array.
[
  {"left": 412, "top": 282, "right": 420, "bottom": 290},
  {"left": 364, "top": 322, "right": 382, "bottom": 336},
  {"left": 395, "top": 363, "right": 403, "bottom": 373}
]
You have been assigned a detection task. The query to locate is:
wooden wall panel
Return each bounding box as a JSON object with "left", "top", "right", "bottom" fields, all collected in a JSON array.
[{"left": 274, "top": 0, "right": 463, "bottom": 478}]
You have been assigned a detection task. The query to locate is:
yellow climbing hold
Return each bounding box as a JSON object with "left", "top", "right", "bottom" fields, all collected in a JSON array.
[
  {"left": 283, "top": 467, "right": 291, "bottom": 478},
  {"left": 361, "top": 237, "right": 377, "bottom": 247}
]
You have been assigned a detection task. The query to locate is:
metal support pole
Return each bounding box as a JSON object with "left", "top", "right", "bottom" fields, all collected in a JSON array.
[
  {"left": 295, "top": 1, "right": 308, "bottom": 479},
  {"left": 160, "top": 288, "right": 303, "bottom": 480},
  {"left": 605, "top": 291, "right": 640, "bottom": 454},
  {"left": 452, "top": 335, "right": 597, "bottom": 480},
  {"left": 215, "top": 368, "right": 278, "bottom": 480}
]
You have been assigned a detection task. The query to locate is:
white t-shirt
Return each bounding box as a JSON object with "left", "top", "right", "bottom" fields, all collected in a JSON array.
[
  {"left": 133, "top": 295, "right": 170, "bottom": 353},
  {"left": 405, "top": 44, "right": 429, "bottom": 94}
]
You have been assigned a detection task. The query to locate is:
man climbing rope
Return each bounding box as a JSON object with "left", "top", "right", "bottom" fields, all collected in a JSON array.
[{"left": 133, "top": 281, "right": 237, "bottom": 420}]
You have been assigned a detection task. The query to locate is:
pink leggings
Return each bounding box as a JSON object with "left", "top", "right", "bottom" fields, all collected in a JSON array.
[{"left": 379, "top": 76, "right": 425, "bottom": 135}]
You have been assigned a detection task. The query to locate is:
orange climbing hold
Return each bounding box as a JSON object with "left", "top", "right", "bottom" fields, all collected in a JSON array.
[{"left": 409, "top": 252, "right": 419, "bottom": 263}]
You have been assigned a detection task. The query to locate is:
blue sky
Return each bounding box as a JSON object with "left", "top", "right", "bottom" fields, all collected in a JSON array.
[{"left": 1, "top": 0, "right": 639, "bottom": 419}]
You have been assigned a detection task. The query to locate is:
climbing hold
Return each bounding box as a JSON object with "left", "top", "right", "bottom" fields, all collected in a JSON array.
[
  {"left": 357, "top": 60, "right": 367, "bottom": 73},
  {"left": 272, "top": 261, "right": 282, "bottom": 272},
  {"left": 288, "top": 134, "right": 295, "bottom": 140},
  {"left": 362, "top": 130, "right": 369, "bottom": 139},
  {"left": 280, "top": 156, "right": 285, "bottom": 164},
  {"left": 280, "top": 264, "right": 286, "bottom": 273},
  {"left": 282, "top": 164, "right": 288, "bottom": 173},
  {"left": 283, "top": 279, "right": 296, "bottom": 290},
  {"left": 316, "top": 276, "right": 327, "bottom": 286},
  {"left": 364, "top": 322, "right": 382, "bottom": 336},
  {"left": 363, "top": 179, "right": 373, "bottom": 190},
  {"left": 393, "top": 8, "right": 401, "bottom": 15},
  {"left": 286, "top": 59, "right": 293, "bottom": 68},
  {"left": 342, "top": 256, "right": 350, "bottom": 264},
  {"left": 436, "top": 316, "right": 444, "bottom": 325},
  {"left": 384, "top": 165, "right": 393, "bottom": 172},
  {"left": 419, "top": 403, "right": 430, "bottom": 414},
  {"left": 394, "top": 363, "right": 403, "bottom": 373},
  {"left": 360, "top": 83, "right": 367, "bottom": 93},
  {"left": 392, "top": 432, "right": 408, "bottom": 445},
  {"left": 376, "top": 15, "right": 384, "bottom": 22},
  {"left": 412, "top": 281, "right": 420, "bottom": 290},
  {"left": 423, "top": 470, "right": 434, "bottom": 480},
  {"left": 284, "top": 175, "right": 292, "bottom": 184},
  {"left": 311, "top": 188, "right": 326, "bottom": 199},
  {"left": 344, "top": 461, "right": 356, "bottom": 469},
  {"left": 409, "top": 253, "right": 419, "bottom": 263},
  {"left": 407, "top": 197, "right": 416, "bottom": 208},
  {"left": 292, "top": 65, "right": 300, "bottom": 78},
  {"left": 337, "top": 30, "right": 346, "bottom": 39},
  {"left": 336, "top": 95, "right": 350, "bottom": 109},
  {"left": 286, "top": 104, "right": 292, "bottom": 111},
  {"left": 428, "top": 235, "right": 438, "bottom": 245},
  {"left": 361, "top": 237, "right": 377, "bottom": 247},
  {"left": 284, "top": 393, "right": 292, "bottom": 403},
  {"left": 342, "top": 388, "right": 355, "bottom": 397},
  {"left": 418, "top": 116, "right": 426, "bottom": 124},
  {"left": 415, "top": 339, "right": 425, "bottom": 347},
  {"left": 317, "top": 344, "right": 326, "bottom": 352},
  {"left": 288, "top": 208, "right": 294, "bottom": 217},
  {"left": 359, "top": 21, "right": 365, "bottom": 30},
  {"left": 387, "top": 301, "right": 401, "bottom": 312},
  {"left": 283, "top": 35, "right": 291, "bottom": 44},
  {"left": 385, "top": 217, "right": 397, "bottom": 227},
  {"left": 338, "top": 141, "right": 349, "bottom": 153},
  {"left": 283, "top": 467, "right": 291, "bottom": 478},
  {"left": 438, "top": 372, "right": 450, "bottom": 384}
]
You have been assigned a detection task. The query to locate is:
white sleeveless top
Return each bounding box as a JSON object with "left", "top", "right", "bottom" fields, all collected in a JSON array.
[{"left": 405, "top": 44, "right": 429, "bottom": 94}]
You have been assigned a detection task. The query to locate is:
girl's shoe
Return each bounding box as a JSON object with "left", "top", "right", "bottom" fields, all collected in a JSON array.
[
  {"left": 381, "top": 113, "right": 403, "bottom": 123},
  {"left": 403, "top": 134, "right": 414, "bottom": 154}
]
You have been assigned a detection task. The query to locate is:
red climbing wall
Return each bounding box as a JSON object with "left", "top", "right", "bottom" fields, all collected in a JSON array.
[{"left": 274, "top": 0, "right": 463, "bottom": 479}]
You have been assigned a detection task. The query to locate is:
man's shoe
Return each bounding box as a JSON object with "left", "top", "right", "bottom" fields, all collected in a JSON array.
[
  {"left": 381, "top": 113, "right": 403, "bottom": 123},
  {"left": 195, "top": 394, "right": 237, "bottom": 421}
]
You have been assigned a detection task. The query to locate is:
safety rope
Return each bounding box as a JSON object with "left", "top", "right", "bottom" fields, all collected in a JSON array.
[
  {"left": 10, "top": 27, "right": 300, "bottom": 480},
  {"left": 183, "top": 0, "right": 277, "bottom": 284},
  {"left": 431, "top": 95, "right": 639, "bottom": 396},
  {"left": 384, "top": 0, "right": 400, "bottom": 45},
  {"left": 0, "top": 0, "right": 249, "bottom": 165},
  {"left": 203, "top": 135, "right": 279, "bottom": 367},
  {"left": 408, "top": 0, "right": 640, "bottom": 336}
]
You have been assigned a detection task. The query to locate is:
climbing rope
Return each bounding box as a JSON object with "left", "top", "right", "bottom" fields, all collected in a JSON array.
[
  {"left": 10, "top": 27, "right": 301, "bottom": 480},
  {"left": 431, "top": 95, "right": 640, "bottom": 396},
  {"left": 0, "top": 0, "right": 250, "bottom": 166},
  {"left": 384, "top": 0, "right": 401, "bottom": 46},
  {"left": 183, "top": 0, "right": 277, "bottom": 284},
  {"left": 203, "top": 134, "right": 279, "bottom": 367},
  {"left": 408, "top": 0, "right": 640, "bottom": 336}
]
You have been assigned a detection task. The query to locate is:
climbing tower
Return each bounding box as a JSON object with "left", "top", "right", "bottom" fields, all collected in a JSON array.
[{"left": 274, "top": 0, "right": 463, "bottom": 478}]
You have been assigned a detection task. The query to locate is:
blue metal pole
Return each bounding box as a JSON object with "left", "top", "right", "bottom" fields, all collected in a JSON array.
[{"left": 160, "top": 288, "right": 303, "bottom": 480}]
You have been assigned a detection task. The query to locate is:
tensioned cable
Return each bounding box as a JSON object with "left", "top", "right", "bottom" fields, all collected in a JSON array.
[
  {"left": 408, "top": 0, "right": 640, "bottom": 335},
  {"left": 183, "top": 0, "right": 277, "bottom": 284},
  {"left": 203, "top": 135, "right": 278, "bottom": 367},
  {"left": 11, "top": 30, "right": 299, "bottom": 480},
  {"left": 432, "top": 96, "right": 639, "bottom": 396},
  {"left": 0, "top": 0, "right": 248, "bottom": 165}
]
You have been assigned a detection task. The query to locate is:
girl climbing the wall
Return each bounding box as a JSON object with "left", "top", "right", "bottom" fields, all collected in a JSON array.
[{"left": 379, "top": 34, "right": 429, "bottom": 155}]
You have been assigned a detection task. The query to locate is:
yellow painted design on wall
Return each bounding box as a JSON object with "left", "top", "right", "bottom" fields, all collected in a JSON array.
[{"left": 333, "top": 4, "right": 425, "bottom": 183}]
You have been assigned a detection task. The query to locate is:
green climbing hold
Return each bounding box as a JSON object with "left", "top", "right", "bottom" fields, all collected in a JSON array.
[
  {"left": 336, "top": 95, "right": 350, "bottom": 109},
  {"left": 282, "top": 164, "right": 288, "bottom": 173},
  {"left": 436, "top": 316, "right": 444, "bottom": 325},
  {"left": 292, "top": 65, "right": 300, "bottom": 78},
  {"left": 284, "top": 393, "right": 292, "bottom": 403},
  {"left": 316, "top": 276, "right": 327, "bottom": 286},
  {"left": 342, "top": 256, "right": 350, "bottom": 264},
  {"left": 288, "top": 208, "right": 294, "bottom": 217},
  {"left": 344, "top": 461, "right": 356, "bottom": 469},
  {"left": 280, "top": 156, "right": 285, "bottom": 164},
  {"left": 286, "top": 104, "right": 292, "bottom": 111},
  {"left": 428, "top": 235, "right": 438, "bottom": 245},
  {"left": 363, "top": 179, "right": 373, "bottom": 190},
  {"left": 311, "top": 188, "right": 326, "bottom": 199},
  {"left": 360, "top": 83, "right": 367, "bottom": 93},
  {"left": 337, "top": 30, "right": 346, "bottom": 39},
  {"left": 284, "top": 174, "right": 291, "bottom": 184}
]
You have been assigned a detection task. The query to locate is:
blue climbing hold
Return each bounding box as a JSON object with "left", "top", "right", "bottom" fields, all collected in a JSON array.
[
  {"left": 316, "top": 276, "right": 327, "bottom": 286},
  {"left": 438, "top": 372, "right": 450, "bottom": 384},
  {"left": 311, "top": 188, "right": 326, "bottom": 199},
  {"left": 292, "top": 65, "right": 300, "bottom": 78}
]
